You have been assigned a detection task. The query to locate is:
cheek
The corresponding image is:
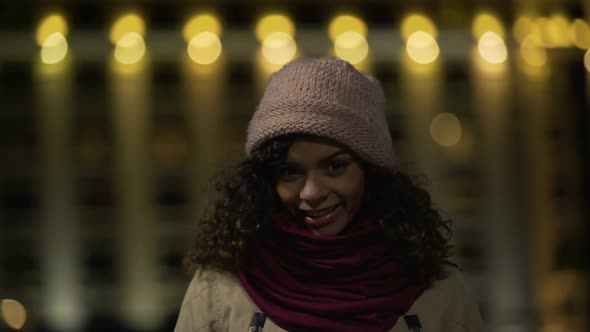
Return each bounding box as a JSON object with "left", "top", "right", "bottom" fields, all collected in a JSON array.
[
  {"left": 276, "top": 183, "right": 298, "bottom": 208},
  {"left": 344, "top": 171, "right": 365, "bottom": 209}
]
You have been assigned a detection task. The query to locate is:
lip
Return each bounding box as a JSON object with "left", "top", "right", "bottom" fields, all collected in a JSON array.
[
  {"left": 300, "top": 204, "right": 340, "bottom": 214},
  {"left": 303, "top": 205, "right": 343, "bottom": 228}
]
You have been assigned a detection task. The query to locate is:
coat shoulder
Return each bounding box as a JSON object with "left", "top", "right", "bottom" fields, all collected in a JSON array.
[
  {"left": 175, "top": 267, "right": 266, "bottom": 332},
  {"left": 174, "top": 268, "right": 229, "bottom": 332},
  {"left": 391, "top": 263, "right": 484, "bottom": 332}
]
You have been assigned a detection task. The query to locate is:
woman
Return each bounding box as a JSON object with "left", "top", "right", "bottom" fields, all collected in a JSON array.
[{"left": 174, "top": 57, "right": 484, "bottom": 331}]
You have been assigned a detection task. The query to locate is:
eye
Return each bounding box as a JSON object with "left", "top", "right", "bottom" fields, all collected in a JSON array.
[{"left": 328, "top": 160, "right": 349, "bottom": 173}]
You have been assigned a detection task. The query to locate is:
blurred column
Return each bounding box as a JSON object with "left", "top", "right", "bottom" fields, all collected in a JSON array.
[
  {"left": 520, "top": 54, "right": 589, "bottom": 331},
  {"left": 181, "top": 55, "right": 228, "bottom": 220},
  {"left": 399, "top": 51, "right": 446, "bottom": 202},
  {"left": 36, "top": 57, "right": 83, "bottom": 330},
  {"left": 517, "top": 58, "right": 556, "bottom": 332},
  {"left": 472, "top": 53, "right": 533, "bottom": 331},
  {"left": 109, "top": 58, "right": 161, "bottom": 329},
  {"left": 254, "top": 50, "right": 278, "bottom": 96}
]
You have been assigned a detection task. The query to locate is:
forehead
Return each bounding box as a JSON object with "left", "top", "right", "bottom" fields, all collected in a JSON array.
[{"left": 286, "top": 137, "right": 349, "bottom": 162}]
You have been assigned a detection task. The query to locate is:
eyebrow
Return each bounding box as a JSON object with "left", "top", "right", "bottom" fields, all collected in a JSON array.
[
  {"left": 286, "top": 150, "right": 350, "bottom": 165},
  {"left": 319, "top": 150, "right": 349, "bottom": 163}
]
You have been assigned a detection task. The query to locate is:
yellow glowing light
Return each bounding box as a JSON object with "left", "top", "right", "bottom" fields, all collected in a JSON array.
[
  {"left": 256, "top": 49, "right": 284, "bottom": 75},
  {"left": 111, "top": 56, "right": 146, "bottom": 75},
  {"left": 334, "top": 31, "right": 369, "bottom": 65},
  {"left": 183, "top": 14, "right": 221, "bottom": 42},
  {"left": 402, "top": 50, "right": 438, "bottom": 75},
  {"left": 548, "top": 14, "right": 571, "bottom": 47},
  {"left": 478, "top": 32, "right": 507, "bottom": 64},
  {"left": 513, "top": 16, "right": 541, "bottom": 42},
  {"left": 36, "top": 14, "right": 68, "bottom": 46},
  {"left": 472, "top": 13, "right": 505, "bottom": 39},
  {"left": 1, "top": 299, "right": 27, "bottom": 330},
  {"left": 329, "top": 15, "right": 367, "bottom": 42},
  {"left": 584, "top": 49, "right": 590, "bottom": 73},
  {"left": 262, "top": 32, "right": 297, "bottom": 65},
  {"left": 430, "top": 113, "right": 462, "bottom": 147},
  {"left": 110, "top": 14, "right": 146, "bottom": 45},
  {"left": 187, "top": 32, "right": 222, "bottom": 65},
  {"left": 256, "top": 14, "right": 295, "bottom": 43},
  {"left": 40, "top": 32, "right": 68, "bottom": 64},
  {"left": 114, "top": 32, "right": 146, "bottom": 64},
  {"left": 569, "top": 19, "right": 590, "bottom": 49},
  {"left": 401, "top": 14, "right": 437, "bottom": 40},
  {"left": 533, "top": 17, "right": 550, "bottom": 47},
  {"left": 406, "top": 31, "right": 439, "bottom": 64},
  {"left": 536, "top": 16, "right": 570, "bottom": 48},
  {"left": 472, "top": 47, "right": 508, "bottom": 76},
  {"left": 520, "top": 35, "right": 546, "bottom": 67}
]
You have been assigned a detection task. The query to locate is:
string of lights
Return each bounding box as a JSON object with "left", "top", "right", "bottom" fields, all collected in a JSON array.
[{"left": 29, "top": 12, "right": 590, "bottom": 72}]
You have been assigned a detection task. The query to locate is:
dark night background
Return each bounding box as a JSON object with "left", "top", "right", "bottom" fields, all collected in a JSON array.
[{"left": 0, "top": 1, "right": 588, "bottom": 331}]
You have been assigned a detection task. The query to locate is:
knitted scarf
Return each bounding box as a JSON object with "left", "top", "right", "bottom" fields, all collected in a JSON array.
[{"left": 235, "top": 213, "right": 426, "bottom": 332}]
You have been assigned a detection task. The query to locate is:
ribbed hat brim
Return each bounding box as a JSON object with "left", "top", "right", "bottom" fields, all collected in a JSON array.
[{"left": 246, "top": 99, "right": 396, "bottom": 173}]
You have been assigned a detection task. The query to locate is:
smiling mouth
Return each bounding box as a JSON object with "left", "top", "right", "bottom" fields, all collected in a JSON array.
[
  {"left": 300, "top": 204, "right": 341, "bottom": 218},
  {"left": 303, "top": 205, "right": 343, "bottom": 228}
]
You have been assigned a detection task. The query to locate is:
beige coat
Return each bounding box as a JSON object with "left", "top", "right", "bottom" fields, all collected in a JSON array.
[{"left": 174, "top": 265, "right": 485, "bottom": 332}]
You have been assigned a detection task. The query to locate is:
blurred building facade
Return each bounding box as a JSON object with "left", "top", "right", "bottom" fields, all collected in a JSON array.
[{"left": 0, "top": 1, "right": 589, "bottom": 331}]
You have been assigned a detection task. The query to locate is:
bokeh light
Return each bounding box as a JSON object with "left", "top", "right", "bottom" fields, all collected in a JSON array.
[
  {"left": 569, "top": 19, "right": 590, "bottom": 49},
  {"left": 478, "top": 31, "right": 508, "bottom": 64},
  {"left": 547, "top": 14, "right": 571, "bottom": 47},
  {"left": 40, "top": 32, "right": 68, "bottom": 64},
  {"left": 334, "top": 31, "right": 368, "bottom": 65},
  {"left": 36, "top": 14, "right": 68, "bottom": 46},
  {"left": 402, "top": 50, "right": 439, "bottom": 75},
  {"left": 532, "top": 18, "right": 549, "bottom": 47},
  {"left": 472, "top": 47, "right": 508, "bottom": 77},
  {"left": 110, "top": 14, "right": 146, "bottom": 45},
  {"left": 183, "top": 14, "right": 222, "bottom": 42},
  {"left": 401, "top": 14, "right": 437, "bottom": 40},
  {"left": 187, "top": 32, "right": 222, "bottom": 65},
  {"left": 520, "top": 35, "right": 546, "bottom": 67},
  {"left": 406, "top": 31, "right": 439, "bottom": 64},
  {"left": 472, "top": 13, "right": 505, "bottom": 39},
  {"left": 114, "top": 32, "right": 146, "bottom": 64},
  {"left": 584, "top": 49, "right": 590, "bottom": 73},
  {"left": 261, "top": 32, "right": 297, "bottom": 65},
  {"left": 256, "top": 14, "right": 295, "bottom": 42},
  {"left": 513, "top": 16, "right": 541, "bottom": 43},
  {"left": 1, "top": 299, "right": 27, "bottom": 330},
  {"left": 536, "top": 15, "right": 571, "bottom": 48},
  {"left": 329, "top": 15, "right": 367, "bottom": 42},
  {"left": 256, "top": 49, "right": 283, "bottom": 75},
  {"left": 430, "top": 113, "right": 462, "bottom": 147}
]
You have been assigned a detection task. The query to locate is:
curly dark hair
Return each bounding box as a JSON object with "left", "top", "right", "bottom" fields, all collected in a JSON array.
[{"left": 185, "top": 134, "right": 454, "bottom": 285}]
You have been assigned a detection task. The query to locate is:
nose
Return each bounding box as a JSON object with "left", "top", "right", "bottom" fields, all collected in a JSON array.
[{"left": 299, "top": 175, "right": 328, "bottom": 205}]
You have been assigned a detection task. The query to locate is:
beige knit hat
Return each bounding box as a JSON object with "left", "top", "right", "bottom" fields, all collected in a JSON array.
[{"left": 245, "top": 57, "right": 396, "bottom": 173}]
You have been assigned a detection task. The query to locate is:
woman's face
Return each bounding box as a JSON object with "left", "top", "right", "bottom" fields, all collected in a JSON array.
[{"left": 275, "top": 137, "right": 365, "bottom": 236}]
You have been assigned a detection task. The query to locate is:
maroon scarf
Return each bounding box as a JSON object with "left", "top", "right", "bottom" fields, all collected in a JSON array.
[{"left": 235, "top": 213, "right": 426, "bottom": 332}]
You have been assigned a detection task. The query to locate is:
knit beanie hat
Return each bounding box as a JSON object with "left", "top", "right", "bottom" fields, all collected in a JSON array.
[{"left": 245, "top": 57, "right": 396, "bottom": 173}]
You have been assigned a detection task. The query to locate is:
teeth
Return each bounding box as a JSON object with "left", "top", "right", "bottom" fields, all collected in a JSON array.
[{"left": 305, "top": 205, "right": 338, "bottom": 218}]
